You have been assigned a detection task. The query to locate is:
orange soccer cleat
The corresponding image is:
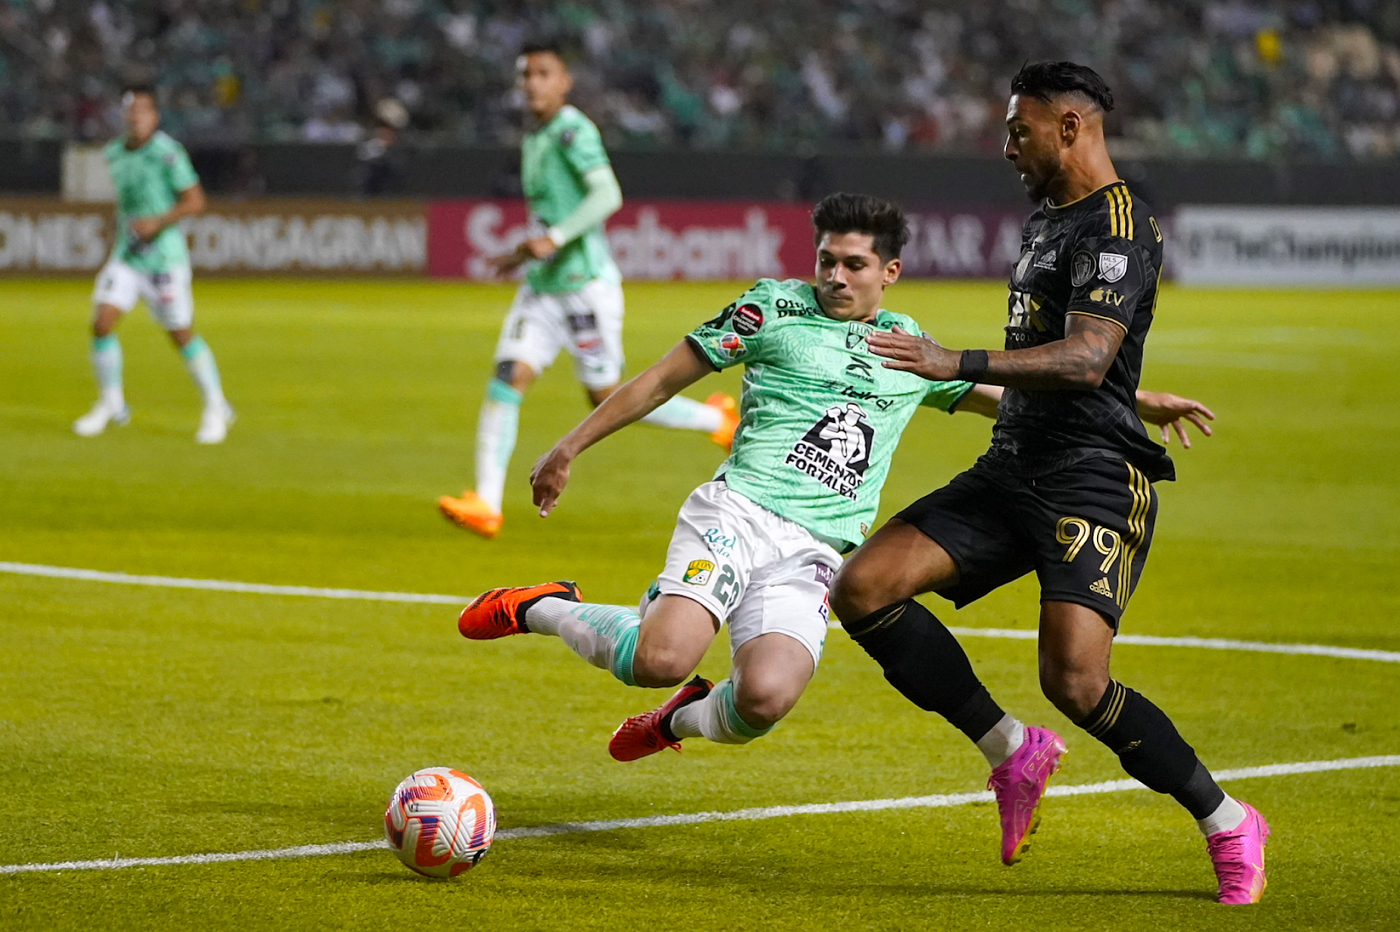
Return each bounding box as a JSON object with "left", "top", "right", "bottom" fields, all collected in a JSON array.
[
  {"left": 608, "top": 676, "right": 713, "bottom": 761},
  {"left": 437, "top": 490, "right": 503, "bottom": 539},
  {"left": 705, "top": 392, "right": 739, "bottom": 452},
  {"left": 457, "top": 581, "right": 582, "bottom": 640}
]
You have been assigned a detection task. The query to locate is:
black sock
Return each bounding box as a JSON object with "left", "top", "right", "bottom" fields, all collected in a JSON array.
[
  {"left": 843, "top": 599, "right": 1005, "bottom": 742},
  {"left": 1078, "top": 680, "right": 1223, "bottom": 816}
]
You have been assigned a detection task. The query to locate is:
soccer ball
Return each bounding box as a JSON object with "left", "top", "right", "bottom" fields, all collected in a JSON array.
[{"left": 383, "top": 767, "right": 496, "bottom": 878}]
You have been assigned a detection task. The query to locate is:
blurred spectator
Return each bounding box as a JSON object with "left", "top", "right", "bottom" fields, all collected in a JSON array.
[{"left": 0, "top": 1, "right": 1398, "bottom": 160}]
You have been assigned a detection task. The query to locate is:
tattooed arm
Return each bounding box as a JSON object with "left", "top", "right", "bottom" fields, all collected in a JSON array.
[{"left": 866, "top": 314, "right": 1125, "bottom": 391}]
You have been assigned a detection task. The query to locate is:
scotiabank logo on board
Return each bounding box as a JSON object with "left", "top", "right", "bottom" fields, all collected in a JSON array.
[{"left": 426, "top": 199, "right": 814, "bottom": 280}]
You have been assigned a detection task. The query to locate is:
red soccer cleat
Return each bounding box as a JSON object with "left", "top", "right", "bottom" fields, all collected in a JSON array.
[
  {"left": 456, "top": 581, "right": 581, "bottom": 640},
  {"left": 608, "top": 676, "right": 713, "bottom": 761}
]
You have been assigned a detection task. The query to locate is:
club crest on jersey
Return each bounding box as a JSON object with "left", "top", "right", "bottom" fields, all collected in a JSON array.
[
  {"left": 1071, "top": 251, "right": 1095, "bottom": 287},
  {"left": 845, "top": 322, "right": 873, "bottom": 350},
  {"left": 1098, "top": 252, "right": 1128, "bottom": 283},
  {"left": 559, "top": 129, "right": 574, "bottom": 147},
  {"left": 785, "top": 402, "right": 875, "bottom": 501},
  {"left": 682, "top": 560, "right": 714, "bottom": 585},
  {"left": 732, "top": 303, "right": 763, "bottom": 336}
]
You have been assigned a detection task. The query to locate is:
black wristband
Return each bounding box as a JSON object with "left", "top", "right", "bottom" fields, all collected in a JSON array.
[{"left": 957, "top": 349, "right": 989, "bottom": 382}]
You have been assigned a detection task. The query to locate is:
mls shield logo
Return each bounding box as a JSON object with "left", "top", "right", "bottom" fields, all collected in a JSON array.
[{"left": 1098, "top": 252, "right": 1128, "bottom": 283}]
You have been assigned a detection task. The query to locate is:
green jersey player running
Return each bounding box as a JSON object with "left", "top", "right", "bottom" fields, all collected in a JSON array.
[
  {"left": 74, "top": 84, "right": 232, "bottom": 444},
  {"left": 437, "top": 42, "right": 735, "bottom": 539},
  {"left": 457, "top": 192, "right": 1209, "bottom": 759}
]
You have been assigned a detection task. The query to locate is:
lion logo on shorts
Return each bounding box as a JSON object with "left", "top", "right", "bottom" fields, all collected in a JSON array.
[{"left": 683, "top": 560, "right": 714, "bottom": 585}]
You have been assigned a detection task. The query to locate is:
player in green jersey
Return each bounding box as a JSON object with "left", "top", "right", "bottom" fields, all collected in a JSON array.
[
  {"left": 456, "top": 190, "right": 1206, "bottom": 760},
  {"left": 74, "top": 85, "right": 232, "bottom": 444},
  {"left": 438, "top": 42, "right": 734, "bottom": 539}
]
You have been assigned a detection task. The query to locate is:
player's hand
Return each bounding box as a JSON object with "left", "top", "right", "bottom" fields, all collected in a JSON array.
[
  {"left": 866, "top": 325, "right": 961, "bottom": 380},
  {"left": 128, "top": 217, "right": 164, "bottom": 241},
  {"left": 518, "top": 236, "right": 558, "bottom": 260},
  {"left": 529, "top": 445, "right": 574, "bottom": 517},
  {"left": 1135, "top": 391, "right": 1215, "bottom": 448},
  {"left": 486, "top": 251, "right": 527, "bottom": 277}
]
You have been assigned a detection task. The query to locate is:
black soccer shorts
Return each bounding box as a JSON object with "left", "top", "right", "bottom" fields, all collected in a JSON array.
[{"left": 894, "top": 453, "right": 1158, "bottom": 630}]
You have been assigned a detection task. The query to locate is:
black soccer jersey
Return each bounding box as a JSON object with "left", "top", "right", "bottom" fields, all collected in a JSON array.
[{"left": 986, "top": 180, "right": 1175, "bottom": 482}]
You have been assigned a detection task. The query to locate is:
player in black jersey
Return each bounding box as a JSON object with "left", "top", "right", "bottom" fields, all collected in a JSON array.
[{"left": 829, "top": 62, "right": 1269, "bottom": 904}]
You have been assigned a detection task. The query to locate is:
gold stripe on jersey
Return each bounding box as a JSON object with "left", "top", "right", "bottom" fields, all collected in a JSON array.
[
  {"left": 1106, "top": 188, "right": 1121, "bottom": 237},
  {"left": 1121, "top": 187, "right": 1135, "bottom": 240}
]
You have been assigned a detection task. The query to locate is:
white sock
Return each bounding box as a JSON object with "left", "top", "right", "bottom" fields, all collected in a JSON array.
[
  {"left": 1197, "top": 796, "right": 1248, "bottom": 836},
  {"left": 976, "top": 714, "right": 1026, "bottom": 768},
  {"left": 91, "top": 335, "right": 124, "bottom": 407},
  {"left": 523, "top": 598, "right": 640, "bottom": 686},
  {"left": 668, "top": 678, "right": 771, "bottom": 744},
  {"left": 641, "top": 395, "right": 723, "bottom": 432},
  {"left": 474, "top": 380, "right": 521, "bottom": 513},
  {"left": 180, "top": 336, "right": 226, "bottom": 408}
]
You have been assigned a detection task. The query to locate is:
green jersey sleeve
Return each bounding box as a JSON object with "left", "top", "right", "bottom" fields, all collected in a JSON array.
[
  {"left": 685, "top": 281, "right": 776, "bottom": 370},
  {"left": 920, "top": 378, "right": 974, "bottom": 412},
  {"left": 160, "top": 137, "right": 199, "bottom": 192},
  {"left": 558, "top": 113, "right": 609, "bottom": 177}
]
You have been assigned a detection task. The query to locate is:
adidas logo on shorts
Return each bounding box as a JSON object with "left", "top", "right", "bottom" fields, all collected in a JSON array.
[{"left": 1090, "top": 577, "right": 1115, "bottom": 598}]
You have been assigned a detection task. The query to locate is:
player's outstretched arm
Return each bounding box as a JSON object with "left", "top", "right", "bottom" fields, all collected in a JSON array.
[
  {"left": 1135, "top": 391, "right": 1215, "bottom": 448},
  {"left": 950, "top": 384, "right": 1002, "bottom": 418},
  {"left": 530, "top": 341, "right": 711, "bottom": 516},
  {"left": 868, "top": 316, "right": 1125, "bottom": 391}
]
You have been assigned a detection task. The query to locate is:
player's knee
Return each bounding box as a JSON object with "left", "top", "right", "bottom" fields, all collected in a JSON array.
[
  {"left": 1038, "top": 658, "right": 1106, "bottom": 722},
  {"left": 829, "top": 561, "right": 886, "bottom": 623},
  {"left": 630, "top": 647, "right": 692, "bottom": 689},
  {"left": 732, "top": 673, "right": 799, "bottom": 729}
]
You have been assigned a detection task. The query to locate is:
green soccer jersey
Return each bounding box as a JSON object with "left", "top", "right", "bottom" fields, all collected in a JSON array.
[
  {"left": 521, "top": 105, "right": 620, "bottom": 294},
  {"left": 687, "top": 279, "right": 973, "bottom": 550},
  {"left": 104, "top": 130, "right": 199, "bottom": 273}
]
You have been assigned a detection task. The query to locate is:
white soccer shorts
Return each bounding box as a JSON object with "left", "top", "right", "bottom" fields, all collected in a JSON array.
[
  {"left": 493, "top": 278, "right": 625, "bottom": 390},
  {"left": 92, "top": 259, "right": 195, "bottom": 331},
  {"left": 649, "top": 480, "right": 842, "bottom": 669}
]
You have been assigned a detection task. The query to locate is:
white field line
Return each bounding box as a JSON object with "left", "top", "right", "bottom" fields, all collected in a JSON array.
[
  {"left": 3, "top": 754, "right": 1397, "bottom": 876},
  {"left": 0, "top": 562, "right": 463, "bottom": 605},
  {"left": 4, "top": 561, "right": 1399, "bottom": 664}
]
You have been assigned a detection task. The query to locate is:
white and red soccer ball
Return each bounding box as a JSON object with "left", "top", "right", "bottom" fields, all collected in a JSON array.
[{"left": 384, "top": 767, "right": 496, "bottom": 878}]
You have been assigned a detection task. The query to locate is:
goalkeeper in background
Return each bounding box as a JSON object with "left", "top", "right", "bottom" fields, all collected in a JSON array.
[{"left": 438, "top": 42, "right": 735, "bottom": 538}]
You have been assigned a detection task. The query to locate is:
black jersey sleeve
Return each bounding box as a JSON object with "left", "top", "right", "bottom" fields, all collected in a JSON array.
[{"left": 1064, "top": 235, "right": 1150, "bottom": 331}]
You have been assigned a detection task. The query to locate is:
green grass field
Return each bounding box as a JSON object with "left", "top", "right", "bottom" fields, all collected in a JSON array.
[{"left": 1, "top": 277, "right": 1398, "bottom": 931}]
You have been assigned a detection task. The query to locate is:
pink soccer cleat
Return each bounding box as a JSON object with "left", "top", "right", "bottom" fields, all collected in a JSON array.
[
  {"left": 1207, "top": 801, "right": 1269, "bottom": 904},
  {"left": 987, "top": 725, "right": 1066, "bottom": 865}
]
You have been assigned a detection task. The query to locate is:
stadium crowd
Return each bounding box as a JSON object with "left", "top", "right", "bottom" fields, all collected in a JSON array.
[{"left": 2, "top": 0, "right": 1399, "bottom": 159}]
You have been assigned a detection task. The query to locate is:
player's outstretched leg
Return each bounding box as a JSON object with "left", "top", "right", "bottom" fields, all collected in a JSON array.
[
  {"left": 637, "top": 392, "right": 738, "bottom": 451},
  {"left": 458, "top": 585, "right": 714, "bottom": 694},
  {"left": 177, "top": 334, "right": 233, "bottom": 444},
  {"left": 611, "top": 630, "right": 811, "bottom": 761},
  {"left": 74, "top": 305, "right": 130, "bottom": 437},
  {"left": 832, "top": 522, "right": 1061, "bottom": 864},
  {"left": 1040, "top": 601, "right": 1268, "bottom": 904}
]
